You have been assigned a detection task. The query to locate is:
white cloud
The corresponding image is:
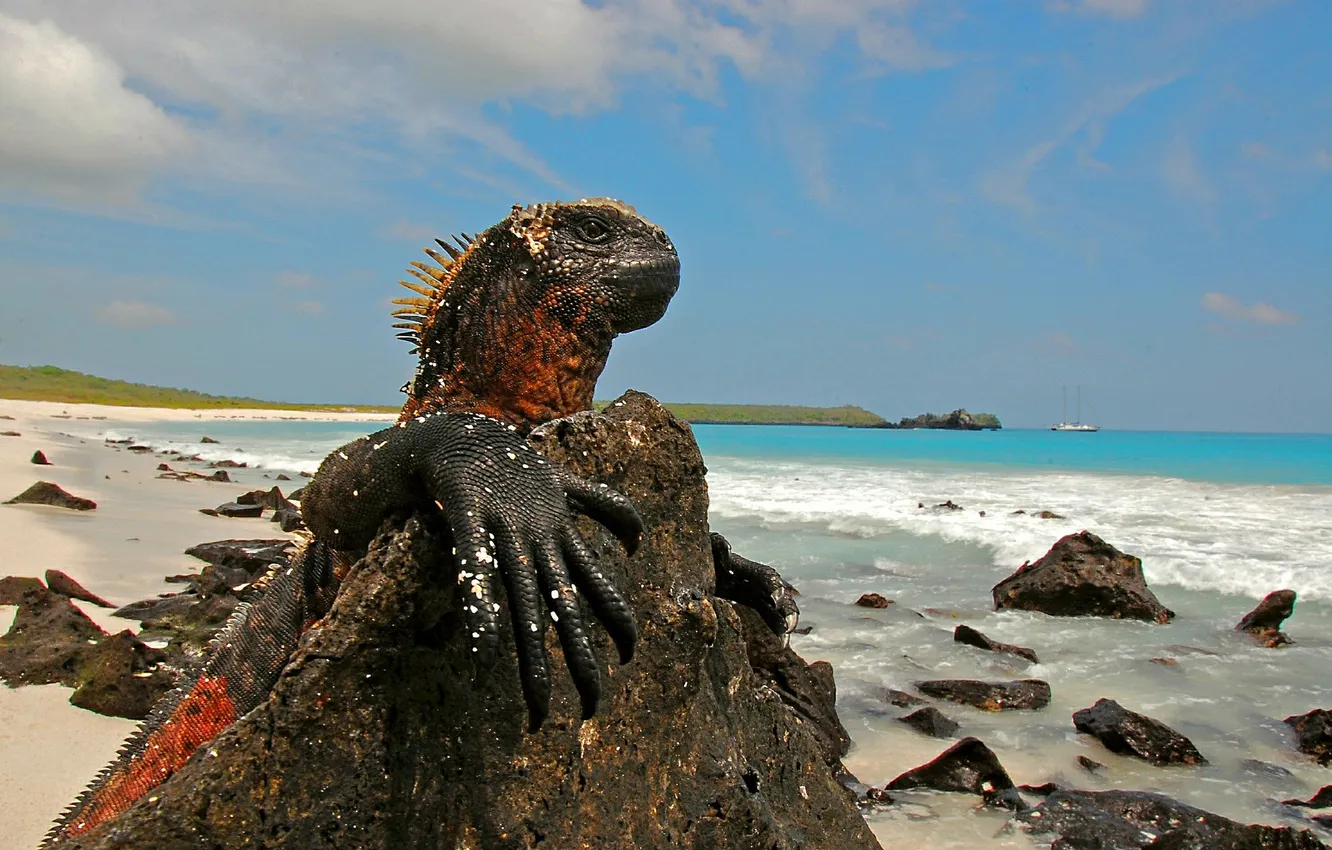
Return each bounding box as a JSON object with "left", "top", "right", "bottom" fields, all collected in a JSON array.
[
  {"left": 293, "top": 300, "right": 325, "bottom": 316},
  {"left": 1201, "top": 292, "right": 1298, "bottom": 325},
  {"left": 1163, "top": 134, "right": 1216, "bottom": 203},
  {"left": 274, "top": 271, "right": 320, "bottom": 289},
  {"left": 95, "top": 300, "right": 177, "bottom": 329},
  {"left": 980, "top": 73, "right": 1181, "bottom": 212},
  {"left": 0, "top": 14, "right": 190, "bottom": 203},
  {"left": 0, "top": 1, "right": 952, "bottom": 208},
  {"left": 1049, "top": 0, "right": 1150, "bottom": 18}
]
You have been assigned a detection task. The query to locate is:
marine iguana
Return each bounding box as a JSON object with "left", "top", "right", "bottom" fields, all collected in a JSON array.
[{"left": 43, "top": 198, "right": 796, "bottom": 846}]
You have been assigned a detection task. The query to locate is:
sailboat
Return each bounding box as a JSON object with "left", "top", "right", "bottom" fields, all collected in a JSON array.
[{"left": 1052, "top": 385, "right": 1100, "bottom": 432}]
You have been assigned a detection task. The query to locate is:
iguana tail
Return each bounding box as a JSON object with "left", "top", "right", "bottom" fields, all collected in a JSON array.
[{"left": 42, "top": 539, "right": 336, "bottom": 846}]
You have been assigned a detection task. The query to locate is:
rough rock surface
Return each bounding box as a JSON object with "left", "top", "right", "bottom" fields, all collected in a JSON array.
[
  {"left": 915, "top": 679, "right": 1051, "bottom": 711},
  {"left": 1016, "top": 788, "right": 1327, "bottom": 849},
  {"left": 62, "top": 391, "right": 881, "bottom": 850},
  {"left": 32, "top": 449, "right": 52, "bottom": 465},
  {"left": 855, "top": 592, "right": 893, "bottom": 608},
  {"left": 885, "top": 737, "right": 1023, "bottom": 809},
  {"left": 992, "top": 531, "right": 1174, "bottom": 623},
  {"left": 1284, "top": 787, "right": 1332, "bottom": 809},
  {"left": 953, "top": 624, "right": 1039, "bottom": 663},
  {"left": 1072, "top": 698, "right": 1206, "bottom": 766},
  {"left": 899, "top": 706, "right": 959, "bottom": 738},
  {"left": 1236, "top": 590, "right": 1297, "bottom": 647},
  {"left": 4, "top": 481, "right": 97, "bottom": 511},
  {"left": 45, "top": 569, "right": 116, "bottom": 608},
  {"left": 1285, "top": 709, "right": 1332, "bottom": 766},
  {"left": 885, "top": 688, "right": 927, "bottom": 708},
  {"left": 0, "top": 575, "right": 45, "bottom": 604},
  {"left": 68, "top": 631, "right": 173, "bottom": 719}
]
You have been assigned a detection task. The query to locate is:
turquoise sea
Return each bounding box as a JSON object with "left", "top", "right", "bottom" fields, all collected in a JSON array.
[{"left": 84, "top": 417, "right": 1332, "bottom": 846}]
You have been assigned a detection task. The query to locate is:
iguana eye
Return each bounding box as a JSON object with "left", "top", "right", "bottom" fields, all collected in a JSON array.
[{"left": 575, "top": 217, "right": 611, "bottom": 243}]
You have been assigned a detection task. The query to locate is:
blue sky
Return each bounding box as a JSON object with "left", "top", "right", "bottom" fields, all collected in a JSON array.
[{"left": 0, "top": 0, "right": 1328, "bottom": 431}]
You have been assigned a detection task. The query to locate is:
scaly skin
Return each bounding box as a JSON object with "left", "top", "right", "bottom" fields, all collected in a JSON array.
[{"left": 43, "top": 199, "right": 680, "bottom": 845}]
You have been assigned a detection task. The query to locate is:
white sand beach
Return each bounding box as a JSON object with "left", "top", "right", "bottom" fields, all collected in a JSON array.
[{"left": 0, "top": 401, "right": 388, "bottom": 847}]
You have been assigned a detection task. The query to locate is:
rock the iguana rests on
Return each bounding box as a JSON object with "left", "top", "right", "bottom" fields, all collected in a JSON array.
[
  {"left": 53, "top": 392, "right": 880, "bottom": 850},
  {"left": 44, "top": 200, "right": 807, "bottom": 847}
]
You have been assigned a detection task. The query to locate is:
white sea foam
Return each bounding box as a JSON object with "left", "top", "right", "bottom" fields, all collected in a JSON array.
[{"left": 707, "top": 456, "right": 1332, "bottom": 602}]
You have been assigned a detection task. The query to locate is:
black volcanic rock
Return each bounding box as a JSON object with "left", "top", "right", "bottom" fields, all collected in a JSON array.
[
  {"left": 1016, "top": 788, "right": 1327, "bottom": 849},
  {"left": 1072, "top": 698, "right": 1206, "bottom": 766},
  {"left": 0, "top": 587, "right": 106, "bottom": 686},
  {"left": 885, "top": 688, "right": 927, "bottom": 708},
  {"left": 1236, "top": 589, "right": 1297, "bottom": 647},
  {"left": 953, "top": 624, "right": 1039, "bottom": 663},
  {"left": 899, "top": 706, "right": 959, "bottom": 738},
  {"left": 183, "top": 539, "right": 295, "bottom": 577},
  {"left": 211, "top": 502, "right": 263, "bottom": 518},
  {"left": 879, "top": 409, "right": 1001, "bottom": 430},
  {"left": 855, "top": 592, "right": 893, "bottom": 608},
  {"left": 31, "top": 449, "right": 52, "bottom": 465},
  {"left": 69, "top": 630, "right": 173, "bottom": 719},
  {"left": 915, "top": 678, "right": 1051, "bottom": 711},
  {"left": 885, "top": 737, "right": 1023, "bottom": 809},
  {"left": 1285, "top": 709, "right": 1332, "bottom": 765},
  {"left": 61, "top": 391, "right": 881, "bottom": 850},
  {"left": 0, "top": 575, "right": 45, "bottom": 604},
  {"left": 1283, "top": 786, "right": 1332, "bottom": 809},
  {"left": 992, "top": 531, "right": 1174, "bottom": 623},
  {"left": 45, "top": 569, "right": 115, "bottom": 608},
  {"left": 5, "top": 480, "right": 97, "bottom": 511}
]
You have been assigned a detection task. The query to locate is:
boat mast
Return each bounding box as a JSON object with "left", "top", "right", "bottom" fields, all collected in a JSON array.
[
  {"left": 1063, "top": 385, "right": 1068, "bottom": 425},
  {"left": 1076, "top": 385, "right": 1082, "bottom": 425}
]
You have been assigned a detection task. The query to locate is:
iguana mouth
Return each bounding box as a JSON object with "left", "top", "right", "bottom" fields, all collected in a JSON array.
[{"left": 614, "top": 254, "right": 680, "bottom": 333}]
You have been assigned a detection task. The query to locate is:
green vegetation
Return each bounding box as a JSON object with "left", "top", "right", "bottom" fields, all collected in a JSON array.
[
  {"left": 601, "top": 401, "right": 889, "bottom": 427},
  {"left": 0, "top": 364, "right": 907, "bottom": 427},
  {"left": 0, "top": 365, "right": 396, "bottom": 413}
]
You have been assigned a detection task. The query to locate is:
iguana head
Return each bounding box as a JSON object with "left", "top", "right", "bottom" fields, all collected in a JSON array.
[{"left": 393, "top": 198, "right": 680, "bottom": 429}]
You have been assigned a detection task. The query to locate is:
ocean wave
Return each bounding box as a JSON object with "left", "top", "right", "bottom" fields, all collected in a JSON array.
[{"left": 706, "top": 456, "right": 1332, "bottom": 602}]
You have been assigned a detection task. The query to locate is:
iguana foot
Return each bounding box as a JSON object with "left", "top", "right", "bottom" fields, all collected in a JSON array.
[
  {"left": 301, "top": 412, "right": 642, "bottom": 731},
  {"left": 710, "top": 532, "right": 800, "bottom": 636}
]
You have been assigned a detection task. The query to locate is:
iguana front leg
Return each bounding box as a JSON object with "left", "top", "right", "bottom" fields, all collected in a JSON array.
[{"left": 299, "top": 411, "right": 642, "bottom": 730}]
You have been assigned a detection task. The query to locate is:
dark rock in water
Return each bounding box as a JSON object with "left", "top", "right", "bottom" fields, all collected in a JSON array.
[
  {"left": 1312, "top": 814, "right": 1332, "bottom": 831},
  {"left": 205, "top": 470, "right": 232, "bottom": 483},
  {"left": 45, "top": 569, "right": 115, "bottom": 608},
  {"left": 953, "top": 624, "right": 1039, "bottom": 663},
  {"left": 1150, "top": 657, "right": 1178, "bottom": 666},
  {"left": 1236, "top": 589, "right": 1297, "bottom": 647},
  {"left": 184, "top": 539, "right": 295, "bottom": 577},
  {"left": 0, "top": 575, "right": 45, "bottom": 604},
  {"left": 288, "top": 485, "right": 305, "bottom": 500},
  {"left": 211, "top": 502, "right": 263, "bottom": 518},
  {"left": 1285, "top": 709, "right": 1332, "bottom": 765},
  {"left": 885, "top": 737, "right": 1024, "bottom": 810},
  {"left": 63, "top": 391, "right": 881, "bottom": 850},
  {"left": 276, "top": 473, "right": 291, "bottom": 481},
  {"left": 1240, "top": 758, "right": 1295, "bottom": 779},
  {"left": 31, "top": 449, "right": 52, "bottom": 465},
  {"left": 1016, "top": 787, "right": 1328, "bottom": 849},
  {"left": 855, "top": 592, "right": 893, "bottom": 608},
  {"left": 1036, "top": 510, "right": 1064, "bottom": 519},
  {"left": 899, "top": 707, "right": 959, "bottom": 738},
  {"left": 991, "top": 531, "right": 1174, "bottom": 623},
  {"left": 200, "top": 436, "right": 220, "bottom": 443},
  {"left": 934, "top": 499, "right": 963, "bottom": 511},
  {"left": 915, "top": 679, "right": 1051, "bottom": 711},
  {"left": 4, "top": 480, "right": 97, "bottom": 511},
  {"left": 886, "top": 688, "right": 928, "bottom": 708},
  {"left": 1284, "top": 786, "right": 1332, "bottom": 809},
  {"left": 1077, "top": 754, "right": 1105, "bottom": 774},
  {"left": 209, "top": 459, "right": 247, "bottom": 468},
  {"left": 1072, "top": 698, "right": 1206, "bottom": 766},
  {"left": 0, "top": 587, "right": 107, "bottom": 687},
  {"left": 69, "top": 630, "right": 173, "bottom": 719}
]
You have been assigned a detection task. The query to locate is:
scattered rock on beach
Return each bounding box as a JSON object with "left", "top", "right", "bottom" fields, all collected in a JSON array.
[
  {"left": 1, "top": 430, "right": 20, "bottom": 437},
  {"left": 855, "top": 592, "right": 893, "bottom": 608},
  {"left": 206, "top": 470, "right": 232, "bottom": 483},
  {"left": 1016, "top": 788, "right": 1328, "bottom": 849},
  {"left": 0, "top": 586, "right": 107, "bottom": 687},
  {"left": 1285, "top": 709, "right": 1332, "bottom": 765},
  {"left": 68, "top": 630, "right": 173, "bottom": 719},
  {"left": 914, "top": 679, "right": 1051, "bottom": 711},
  {"left": 210, "top": 502, "right": 264, "bottom": 518},
  {"left": 200, "top": 436, "right": 220, "bottom": 443},
  {"left": 183, "top": 539, "right": 295, "bottom": 576},
  {"left": 237, "top": 486, "right": 287, "bottom": 509},
  {"left": 1236, "top": 589, "right": 1297, "bottom": 647},
  {"left": 953, "top": 624, "right": 1039, "bottom": 663},
  {"left": 885, "top": 737, "right": 1024, "bottom": 810},
  {"left": 991, "top": 531, "right": 1174, "bottom": 623},
  {"left": 899, "top": 706, "right": 959, "bottom": 738},
  {"left": 1072, "top": 698, "right": 1206, "bottom": 766},
  {"left": 276, "top": 473, "right": 291, "bottom": 481},
  {"left": 45, "top": 569, "right": 115, "bottom": 608},
  {"left": 30, "top": 449, "right": 52, "bottom": 465},
  {"left": 4, "top": 481, "right": 97, "bottom": 511}
]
